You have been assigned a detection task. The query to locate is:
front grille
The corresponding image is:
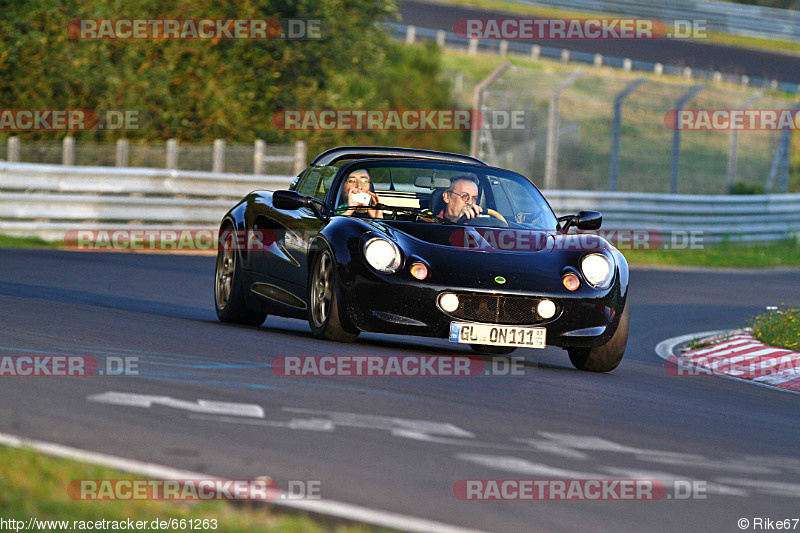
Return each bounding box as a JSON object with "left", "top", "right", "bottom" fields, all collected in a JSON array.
[{"left": 443, "top": 293, "right": 549, "bottom": 325}]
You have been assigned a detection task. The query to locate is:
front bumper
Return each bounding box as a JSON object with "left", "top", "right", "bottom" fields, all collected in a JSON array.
[{"left": 339, "top": 268, "right": 626, "bottom": 349}]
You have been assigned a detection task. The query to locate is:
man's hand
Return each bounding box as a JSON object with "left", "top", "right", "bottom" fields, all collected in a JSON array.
[{"left": 460, "top": 204, "right": 483, "bottom": 219}]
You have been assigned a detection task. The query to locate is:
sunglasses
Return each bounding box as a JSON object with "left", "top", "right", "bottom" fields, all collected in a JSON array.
[{"left": 346, "top": 177, "right": 370, "bottom": 184}]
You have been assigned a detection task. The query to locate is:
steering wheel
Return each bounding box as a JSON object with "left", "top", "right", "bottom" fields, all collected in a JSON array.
[
  {"left": 457, "top": 208, "right": 509, "bottom": 227},
  {"left": 487, "top": 209, "right": 508, "bottom": 224}
]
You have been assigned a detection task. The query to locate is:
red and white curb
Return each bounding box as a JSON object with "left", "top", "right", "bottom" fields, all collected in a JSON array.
[{"left": 655, "top": 330, "right": 800, "bottom": 394}]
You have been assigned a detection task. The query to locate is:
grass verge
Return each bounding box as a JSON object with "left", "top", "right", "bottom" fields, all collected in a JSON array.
[
  {"left": 621, "top": 238, "right": 800, "bottom": 268},
  {"left": 0, "top": 444, "right": 383, "bottom": 533},
  {"left": 2, "top": 233, "right": 800, "bottom": 268},
  {"left": 0, "top": 235, "right": 55, "bottom": 248},
  {"left": 750, "top": 307, "right": 800, "bottom": 351}
]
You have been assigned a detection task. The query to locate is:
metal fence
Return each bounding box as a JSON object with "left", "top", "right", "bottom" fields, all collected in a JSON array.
[
  {"left": 390, "top": 22, "right": 800, "bottom": 194},
  {"left": 508, "top": 0, "right": 800, "bottom": 43},
  {"left": 467, "top": 63, "right": 797, "bottom": 194},
  {"left": 0, "top": 137, "right": 307, "bottom": 177},
  {"left": 387, "top": 22, "right": 800, "bottom": 94}
]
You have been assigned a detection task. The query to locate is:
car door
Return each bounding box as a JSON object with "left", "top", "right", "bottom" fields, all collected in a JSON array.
[{"left": 250, "top": 166, "right": 335, "bottom": 291}]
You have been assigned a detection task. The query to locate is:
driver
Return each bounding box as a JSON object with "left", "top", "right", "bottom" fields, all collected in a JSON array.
[
  {"left": 337, "top": 169, "right": 383, "bottom": 219},
  {"left": 438, "top": 175, "right": 483, "bottom": 222}
]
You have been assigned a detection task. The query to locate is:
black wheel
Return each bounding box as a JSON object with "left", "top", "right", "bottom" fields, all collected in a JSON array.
[
  {"left": 308, "top": 247, "right": 359, "bottom": 342},
  {"left": 567, "top": 304, "right": 629, "bottom": 372},
  {"left": 469, "top": 344, "right": 517, "bottom": 355},
  {"left": 214, "top": 225, "right": 267, "bottom": 326}
]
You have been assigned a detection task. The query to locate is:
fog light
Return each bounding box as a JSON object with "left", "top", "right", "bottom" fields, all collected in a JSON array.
[
  {"left": 410, "top": 262, "right": 429, "bottom": 280},
  {"left": 537, "top": 299, "right": 556, "bottom": 319},
  {"left": 439, "top": 293, "right": 459, "bottom": 312},
  {"left": 562, "top": 273, "right": 580, "bottom": 291}
]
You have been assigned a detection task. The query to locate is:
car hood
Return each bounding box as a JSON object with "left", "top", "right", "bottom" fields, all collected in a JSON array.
[
  {"left": 371, "top": 220, "right": 609, "bottom": 253},
  {"left": 360, "top": 220, "right": 615, "bottom": 293}
]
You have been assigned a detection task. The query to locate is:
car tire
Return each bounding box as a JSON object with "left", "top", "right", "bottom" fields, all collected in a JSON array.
[
  {"left": 469, "top": 344, "right": 517, "bottom": 355},
  {"left": 308, "top": 247, "right": 359, "bottom": 343},
  {"left": 214, "top": 224, "right": 268, "bottom": 326},
  {"left": 567, "top": 304, "right": 629, "bottom": 372}
]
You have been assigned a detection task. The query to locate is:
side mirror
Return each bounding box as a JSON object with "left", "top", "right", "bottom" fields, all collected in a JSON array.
[
  {"left": 574, "top": 210, "right": 602, "bottom": 230},
  {"left": 273, "top": 190, "right": 311, "bottom": 210}
]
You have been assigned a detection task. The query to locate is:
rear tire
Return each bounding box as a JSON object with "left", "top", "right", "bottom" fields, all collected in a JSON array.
[
  {"left": 469, "top": 344, "right": 517, "bottom": 355},
  {"left": 214, "top": 225, "right": 267, "bottom": 326},
  {"left": 567, "top": 304, "right": 629, "bottom": 372},
  {"left": 308, "top": 247, "right": 359, "bottom": 342}
]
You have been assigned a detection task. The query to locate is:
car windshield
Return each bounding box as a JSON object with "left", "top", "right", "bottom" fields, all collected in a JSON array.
[{"left": 332, "top": 161, "right": 558, "bottom": 230}]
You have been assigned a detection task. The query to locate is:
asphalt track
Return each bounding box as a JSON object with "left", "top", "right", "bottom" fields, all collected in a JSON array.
[
  {"left": 2, "top": 248, "right": 800, "bottom": 532},
  {"left": 397, "top": 0, "right": 800, "bottom": 84}
]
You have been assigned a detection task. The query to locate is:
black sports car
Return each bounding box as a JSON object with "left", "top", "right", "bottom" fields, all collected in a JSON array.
[{"left": 214, "top": 146, "right": 629, "bottom": 372}]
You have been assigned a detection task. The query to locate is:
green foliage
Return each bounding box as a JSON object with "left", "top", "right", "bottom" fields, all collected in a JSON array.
[
  {"left": 750, "top": 306, "right": 800, "bottom": 351},
  {"left": 0, "top": 0, "right": 464, "bottom": 153},
  {"left": 0, "top": 235, "right": 54, "bottom": 248},
  {"left": 729, "top": 180, "right": 766, "bottom": 194}
]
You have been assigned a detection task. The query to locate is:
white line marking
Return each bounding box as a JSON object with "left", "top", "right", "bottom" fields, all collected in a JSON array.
[
  {"left": 87, "top": 392, "right": 265, "bottom": 418},
  {"left": 716, "top": 477, "right": 800, "bottom": 498},
  {"left": 282, "top": 408, "right": 476, "bottom": 439},
  {"left": 654, "top": 331, "right": 800, "bottom": 396},
  {"left": 0, "top": 431, "right": 488, "bottom": 533}
]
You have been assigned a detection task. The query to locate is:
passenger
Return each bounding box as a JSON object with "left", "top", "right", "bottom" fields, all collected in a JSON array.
[
  {"left": 438, "top": 175, "right": 482, "bottom": 222},
  {"left": 337, "top": 169, "right": 383, "bottom": 219}
]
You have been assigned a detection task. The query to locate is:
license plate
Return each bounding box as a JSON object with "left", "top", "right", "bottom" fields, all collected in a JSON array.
[{"left": 449, "top": 322, "right": 546, "bottom": 348}]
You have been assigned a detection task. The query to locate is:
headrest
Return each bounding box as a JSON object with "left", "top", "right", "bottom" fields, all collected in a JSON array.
[{"left": 429, "top": 188, "right": 448, "bottom": 216}]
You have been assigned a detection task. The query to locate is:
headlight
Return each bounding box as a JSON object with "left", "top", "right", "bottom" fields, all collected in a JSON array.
[
  {"left": 364, "top": 237, "right": 402, "bottom": 274},
  {"left": 580, "top": 253, "right": 614, "bottom": 288}
]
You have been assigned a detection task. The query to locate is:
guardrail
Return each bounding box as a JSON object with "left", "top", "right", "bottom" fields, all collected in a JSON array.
[
  {"left": 545, "top": 190, "right": 800, "bottom": 243},
  {"left": 0, "top": 162, "right": 295, "bottom": 241},
  {"left": 2, "top": 162, "right": 798, "bottom": 244}
]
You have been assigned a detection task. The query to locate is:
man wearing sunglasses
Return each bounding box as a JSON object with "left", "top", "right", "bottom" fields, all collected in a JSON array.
[
  {"left": 438, "top": 175, "right": 483, "bottom": 222},
  {"left": 337, "top": 169, "right": 383, "bottom": 218}
]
